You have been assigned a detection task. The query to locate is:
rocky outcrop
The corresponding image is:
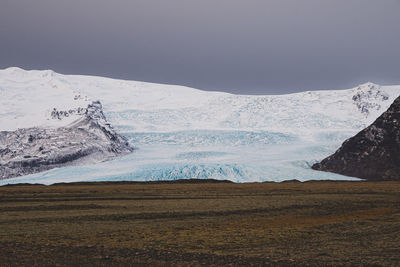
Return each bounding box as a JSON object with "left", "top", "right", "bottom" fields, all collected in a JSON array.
[
  {"left": 312, "top": 96, "right": 400, "bottom": 180},
  {"left": 0, "top": 101, "right": 133, "bottom": 180},
  {"left": 352, "top": 83, "right": 389, "bottom": 117}
]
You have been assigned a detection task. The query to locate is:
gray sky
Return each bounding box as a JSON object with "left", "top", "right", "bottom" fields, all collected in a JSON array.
[{"left": 1, "top": 0, "right": 400, "bottom": 94}]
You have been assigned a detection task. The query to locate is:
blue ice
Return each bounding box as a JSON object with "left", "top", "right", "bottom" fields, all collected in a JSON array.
[{"left": 0, "top": 129, "right": 360, "bottom": 185}]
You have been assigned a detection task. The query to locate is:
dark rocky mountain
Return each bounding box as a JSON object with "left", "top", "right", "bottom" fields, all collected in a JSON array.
[
  {"left": 312, "top": 96, "right": 400, "bottom": 180},
  {"left": 0, "top": 101, "right": 133, "bottom": 180}
]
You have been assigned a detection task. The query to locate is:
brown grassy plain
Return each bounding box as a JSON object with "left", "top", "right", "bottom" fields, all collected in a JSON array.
[{"left": 0, "top": 180, "right": 399, "bottom": 266}]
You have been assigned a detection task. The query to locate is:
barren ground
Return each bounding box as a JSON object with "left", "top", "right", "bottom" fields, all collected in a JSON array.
[{"left": 0, "top": 180, "right": 399, "bottom": 266}]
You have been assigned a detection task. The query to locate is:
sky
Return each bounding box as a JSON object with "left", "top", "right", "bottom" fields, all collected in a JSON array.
[{"left": 1, "top": 0, "right": 400, "bottom": 94}]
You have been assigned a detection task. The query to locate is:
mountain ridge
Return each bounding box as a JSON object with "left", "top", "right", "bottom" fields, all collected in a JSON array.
[
  {"left": 1, "top": 67, "right": 399, "bottom": 134},
  {"left": 0, "top": 101, "right": 133, "bottom": 180}
]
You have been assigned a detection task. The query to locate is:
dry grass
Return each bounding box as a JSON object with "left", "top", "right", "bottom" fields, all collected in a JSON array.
[{"left": 0, "top": 180, "right": 399, "bottom": 266}]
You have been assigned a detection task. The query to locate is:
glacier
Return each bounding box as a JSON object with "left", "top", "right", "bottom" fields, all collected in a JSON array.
[{"left": 1, "top": 67, "right": 399, "bottom": 185}]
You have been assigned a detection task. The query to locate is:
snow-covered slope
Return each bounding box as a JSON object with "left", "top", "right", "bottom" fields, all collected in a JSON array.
[
  {"left": 1, "top": 67, "right": 399, "bottom": 134},
  {"left": 0, "top": 67, "right": 91, "bottom": 130},
  {"left": 0, "top": 67, "right": 399, "bottom": 184}
]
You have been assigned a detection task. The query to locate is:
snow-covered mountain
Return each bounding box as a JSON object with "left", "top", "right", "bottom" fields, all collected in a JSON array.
[{"left": 1, "top": 67, "right": 399, "bottom": 184}]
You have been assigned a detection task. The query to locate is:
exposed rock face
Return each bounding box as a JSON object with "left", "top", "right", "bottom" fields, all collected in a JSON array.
[
  {"left": 352, "top": 83, "right": 389, "bottom": 117},
  {"left": 312, "top": 96, "right": 400, "bottom": 180},
  {"left": 0, "top": 101, "right": 133, "bottom": 180}
]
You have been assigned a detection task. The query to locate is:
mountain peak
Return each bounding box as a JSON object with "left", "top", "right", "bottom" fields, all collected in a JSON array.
[
  {"left": 0, "top": 67, "right": 26, "bottom": 76},
  {"left": 352, "top": 82, "right": 389, "bottom": 117},
  {"left": 358, "top": 82, "right": 379, "bottom": 87},
  {"left": 0, "top": 67, "right": 55, "bottom": 80}
]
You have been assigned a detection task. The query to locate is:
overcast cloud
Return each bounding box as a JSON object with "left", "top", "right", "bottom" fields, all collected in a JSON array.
[{"left": 1, "top": 0, "right": 399, "bottom": 94}]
